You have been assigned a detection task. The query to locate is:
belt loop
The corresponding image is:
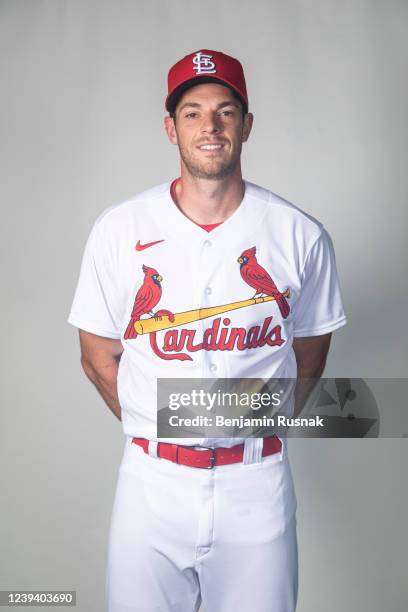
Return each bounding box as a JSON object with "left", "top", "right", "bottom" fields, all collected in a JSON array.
[
  {"left": 148, "top": 440, "right": 158, "bottom": 458},
  {"left": 243, "top": 438, "right": 263, "bottom": 464}
]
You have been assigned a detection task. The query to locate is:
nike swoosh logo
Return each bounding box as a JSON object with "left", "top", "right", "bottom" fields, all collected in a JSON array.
[{"left": 135, "top": 239, "right": 164, "bottom": 251}]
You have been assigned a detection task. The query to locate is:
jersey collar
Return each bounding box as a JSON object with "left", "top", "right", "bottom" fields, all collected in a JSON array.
[{"left": 163, "top": 179, "right": 252, "bottom": 241}]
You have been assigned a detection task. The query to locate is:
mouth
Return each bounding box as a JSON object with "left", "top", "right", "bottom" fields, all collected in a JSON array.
[
  {"left": 197, "top": 142, "right": 226, "bottom": 152},
  {"left": 157, "top": 275, "right": 163, "bottom": 282}
]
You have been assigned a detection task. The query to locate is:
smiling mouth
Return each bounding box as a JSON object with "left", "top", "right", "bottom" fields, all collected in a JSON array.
[{"left": 198, "top": 143, "right": 225, "bottom": 151}]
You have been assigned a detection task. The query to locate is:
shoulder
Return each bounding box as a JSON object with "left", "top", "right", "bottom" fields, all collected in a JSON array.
[
  {"left": 245, "top": 180, "right": 324, "bottom": 242},
  {"left": 92, "top": 182, "right": 171, "bottom": 232}
]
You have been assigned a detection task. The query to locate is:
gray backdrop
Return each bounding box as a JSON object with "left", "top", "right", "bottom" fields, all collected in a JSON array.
[{"left": 1, "top": 1, "right": 407, "bottom": 611}]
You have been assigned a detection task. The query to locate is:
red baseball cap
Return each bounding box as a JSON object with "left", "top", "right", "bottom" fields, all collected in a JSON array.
[{"left": 166, "top": 49, "right": 248, "bottom": 114}]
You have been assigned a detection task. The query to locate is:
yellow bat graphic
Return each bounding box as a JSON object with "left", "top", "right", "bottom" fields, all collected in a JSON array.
[{"left": 133, "top": 289, "right": 291, "bottom": 335}]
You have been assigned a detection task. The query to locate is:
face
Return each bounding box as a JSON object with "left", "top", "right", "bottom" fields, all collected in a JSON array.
[{"left": 164, "top": 83, "right": 253, "bottom": 180}]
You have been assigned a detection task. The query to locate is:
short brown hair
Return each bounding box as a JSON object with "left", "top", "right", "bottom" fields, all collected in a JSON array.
[{"left": 170, "top": 83, "right": 246, "bottom": 121}]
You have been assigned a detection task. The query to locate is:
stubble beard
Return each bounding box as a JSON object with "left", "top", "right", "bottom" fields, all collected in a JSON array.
[{"left": 177, "top": 142, "right": 242, "bottom": 180}]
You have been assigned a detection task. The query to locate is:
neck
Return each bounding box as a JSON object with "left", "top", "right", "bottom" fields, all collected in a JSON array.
[{"left": 174, "top": 163, "right": 245, "bottom": 225}]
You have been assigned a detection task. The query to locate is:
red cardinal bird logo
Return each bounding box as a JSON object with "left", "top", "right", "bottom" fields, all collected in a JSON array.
[
  {"left": 124, "top": 264, "right": 163, "bottom": 339},
  {"left": 238, "top": 247, "right": 290, "bottom": 319}
]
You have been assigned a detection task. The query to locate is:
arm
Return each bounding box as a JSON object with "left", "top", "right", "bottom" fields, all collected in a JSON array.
[
  {"left": 292, "top": 333, "right": 332, "bottom": 417},
  {"left": 79, "top": 329, "right": 124, "bottom": 421}
]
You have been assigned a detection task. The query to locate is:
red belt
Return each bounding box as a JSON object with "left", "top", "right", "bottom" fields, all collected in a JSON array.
[{"left": 131, "top": 436, "right": 282, "bottom": 469}]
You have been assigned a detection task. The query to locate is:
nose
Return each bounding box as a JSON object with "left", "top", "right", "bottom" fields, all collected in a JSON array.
[{"left": 201, "top": 112, "right": 222, "bottom": 135}]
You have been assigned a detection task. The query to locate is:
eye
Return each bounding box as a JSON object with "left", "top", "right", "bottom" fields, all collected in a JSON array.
[
  {"left": 185, "top": 112, "right": 199, "bottom": 119},
  {"left": 219, "top": 110, "right": 234, "bottom": 117}
]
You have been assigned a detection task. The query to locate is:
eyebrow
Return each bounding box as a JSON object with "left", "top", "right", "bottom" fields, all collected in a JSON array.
[{"left": 177, "top": 100, "right": 241, "bottom": 113}]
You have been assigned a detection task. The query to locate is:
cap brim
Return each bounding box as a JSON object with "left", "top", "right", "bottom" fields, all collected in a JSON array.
[{"left": 166, "top": 76, "right": 248, "bottom": 114}]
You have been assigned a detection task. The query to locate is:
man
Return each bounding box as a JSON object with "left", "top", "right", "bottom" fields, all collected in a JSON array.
[{"left": 68, "top": 49, "right": 346, "bottom": 612}]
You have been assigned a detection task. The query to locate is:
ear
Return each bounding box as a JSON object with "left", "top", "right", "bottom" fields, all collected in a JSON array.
[
  {"left": 242, "top": 112, "right": 254, "bottom": 143},
  {"left": 164, "top": 115, "right": 178, "bottom": 145}
]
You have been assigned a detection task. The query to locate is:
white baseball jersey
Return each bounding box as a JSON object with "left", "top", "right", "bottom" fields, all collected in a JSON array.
[{"left": 68, "top": 180, "right": 346, "bottom": 446}]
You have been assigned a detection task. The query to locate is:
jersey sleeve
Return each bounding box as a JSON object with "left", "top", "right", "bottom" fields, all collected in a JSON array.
[
  {"left": 67, "top": 222, "right": 122, "bottom": 339},
  {"left": 292, "top": 228, "right": 347, "bottom": 337}
]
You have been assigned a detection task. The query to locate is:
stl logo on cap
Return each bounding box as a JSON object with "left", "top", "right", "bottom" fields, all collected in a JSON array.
[{"left": 192, "top": 51, "right": 217, "bottom": 75}]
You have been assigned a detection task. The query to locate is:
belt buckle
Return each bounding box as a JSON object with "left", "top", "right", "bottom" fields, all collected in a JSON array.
[{"left": 196, "top": 446, "right": 216, "bottom": 469}]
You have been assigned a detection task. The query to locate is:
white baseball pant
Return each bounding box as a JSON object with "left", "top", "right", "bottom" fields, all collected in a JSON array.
[{"left": 106, "top": 437, "right": 298, "bottom": 612}]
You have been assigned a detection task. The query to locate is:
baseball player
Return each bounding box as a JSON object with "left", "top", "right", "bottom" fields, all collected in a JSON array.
[{"left": 68, "top": 49, "right": 347, "bottom": 612}]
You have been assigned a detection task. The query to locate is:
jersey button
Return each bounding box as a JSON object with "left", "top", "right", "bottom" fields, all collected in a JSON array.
[
  {"left": 209, "top": 363, "right": 218, "bottom": 373},
  {"left": 203, "top": 240, "right": 212, "bottom": 248},
  {"left": 205, "top": 286, "right": 212, "bottom": 295}
]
